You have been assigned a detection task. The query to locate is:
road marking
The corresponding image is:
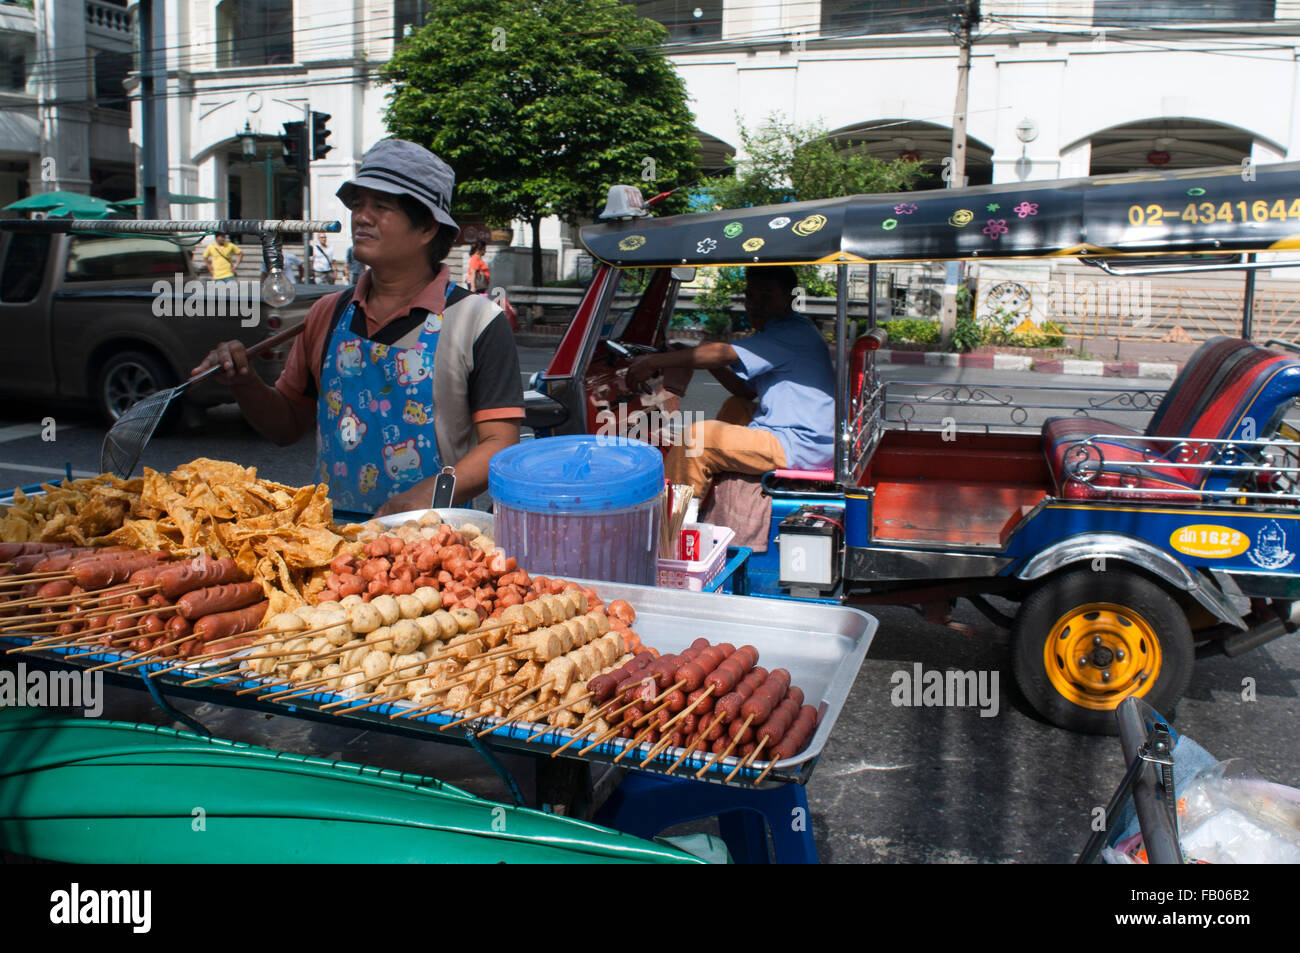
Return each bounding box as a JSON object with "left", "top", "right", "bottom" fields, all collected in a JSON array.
[
  {"left": 0, "top": 422, "right": 77, "bottom": 444},
  {"left": 0, "top": 462, "right": 100, "bottom": 480}
]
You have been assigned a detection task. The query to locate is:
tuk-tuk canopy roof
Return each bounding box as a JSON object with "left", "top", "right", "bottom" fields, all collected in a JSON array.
[{"left": 580, "top": 163, "right": 1300, "bottom": 267}]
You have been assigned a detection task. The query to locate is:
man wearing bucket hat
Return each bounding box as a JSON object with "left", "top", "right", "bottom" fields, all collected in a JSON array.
[{"left": 192, "top": 139, "right": 525, "bottom": 514}]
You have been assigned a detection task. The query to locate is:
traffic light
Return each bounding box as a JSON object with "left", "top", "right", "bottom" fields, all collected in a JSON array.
[
  {"left": 311, "top": 111, "right": 333, "bottom": 161},
  {"left": 281, "top": 120, "right": 307, "bottom": 173}
]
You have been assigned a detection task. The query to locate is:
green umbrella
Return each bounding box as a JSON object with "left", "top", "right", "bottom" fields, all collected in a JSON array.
[
  {"left": 110, "top": 193, "right": 217, "bottom": 208},
  {"left": 3, "top": 191, "right": 121, "bottom": 219}
]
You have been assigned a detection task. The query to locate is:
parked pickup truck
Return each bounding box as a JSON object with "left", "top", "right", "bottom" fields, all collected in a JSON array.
[{"left": 0, "top": 229, "right": 334, "bottom": 423}]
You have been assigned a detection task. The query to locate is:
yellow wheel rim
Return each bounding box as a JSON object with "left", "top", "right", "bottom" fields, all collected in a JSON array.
[{"left": 1043, "top": 602, "right": 1162, "bottom": 711}]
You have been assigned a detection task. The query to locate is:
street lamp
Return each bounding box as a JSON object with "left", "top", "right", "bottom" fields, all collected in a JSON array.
[{"left": 240, "top": 122, "right": 257, "bottom": 159}]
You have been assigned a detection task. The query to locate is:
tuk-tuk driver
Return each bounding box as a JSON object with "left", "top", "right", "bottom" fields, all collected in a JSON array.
[
  {"left": 192, "top": 139, "right": 525, "bottom": 515},
  {"left": 625, "top": 265, "right": 835, "bottom": 498}
]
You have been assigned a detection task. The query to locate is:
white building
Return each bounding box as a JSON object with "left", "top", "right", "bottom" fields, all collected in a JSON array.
[
  {"left": 11, "top": 2, "right": 1300, "bottom": 277},
  {"left": 0, "top": 0, "right": 136, "bottom": 206}
]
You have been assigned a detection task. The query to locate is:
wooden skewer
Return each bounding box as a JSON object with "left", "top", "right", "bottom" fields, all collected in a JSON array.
[
  {"left": 667, "top": 709, "right": 727, "bottom": 774},
  {"left": 655, "top": 685, "right": 714, "bottom": 735},
  {"left": 392, "top": 698, "right": 454, "bottom": 721},
  {"left": 638, "top": 734, "right": 678, "bottom": 768},
  {"left": 521, "top": 690, "right": 595, "bottom": 743},
  {"left": 115, "top": 633, "right": 205, "bottom": 670},
  {"left": 612, "top": 720, "right": 660, "bottom": 764},
  {"left": 695, "top": 715, "right": 752, "bottom": 780},
  {"left": 441, "top": 675, "right": 550, "bottom": 731},
  {"left": 753, "top": 752, "right": 781, "bottom": 786},
  {"left": 475, "top": 683, "right": 558, "bottom": 737},
  {"left": 326, "top": 690, "right": 413, "bottom": 714},
  {"left": 60, "top": 628, "right": 147, "bottom": 660},
  {"left": 726, "top": 737, "right": 768, "bottom": 783},
  {"left": 0, "top": 571, "right": 75, "bottom": 587},
  {"left": 546, "top": 698, "right": 618, "bottom": 754}
]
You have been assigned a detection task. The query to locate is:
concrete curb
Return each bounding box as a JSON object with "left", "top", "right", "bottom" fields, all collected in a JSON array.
[{"left": 877, "top": 348, "right": 1181, "bottom": 379}]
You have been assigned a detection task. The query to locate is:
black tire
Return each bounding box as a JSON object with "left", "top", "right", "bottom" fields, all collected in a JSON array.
[
  {"left": 1011, "top": 568, "right": 1194, "bottom": 735},
  {"left": 95, "top": 348, "right": 179, "bottom": 429}
]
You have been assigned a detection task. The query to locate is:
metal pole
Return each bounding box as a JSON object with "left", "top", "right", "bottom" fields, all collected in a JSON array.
[
  {"left": 1242, "top": 252, "right": 1257, "bottom": 339},
  {"left": 302, "top": 103, "right": 311, "bottom": 281},
  {"left": 139, "top": 0, "right": 156, "bottom": 220},
  {"left": 938, "top": 0, "right": 979, "bottom": 346},
  {"left": 836, "top": 264, "right": 849, "bottom": 485},
  {"left": 867, "top": 263, "right": 878, "bottom": 330},
  {"left": 264, "top": 148, "right": 273, "bottom": 222}
]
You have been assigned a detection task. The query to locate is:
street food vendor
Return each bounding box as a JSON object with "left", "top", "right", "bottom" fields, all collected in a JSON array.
[
  {"left": 625, "top": 266, "right": 834, "bottom": 498},
  {"left": 192, "top": 139, "right": 525, "bottom": 515}
]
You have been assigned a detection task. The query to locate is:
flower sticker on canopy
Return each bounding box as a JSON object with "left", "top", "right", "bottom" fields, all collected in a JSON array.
[
  {"left": 696, "top": 237, "right": 718, "bottom": 254},
  {"left": 1013, "top": 201, "right": 1039, "bottom": 219},
  {"left": 983, "top": 219, "right": 1009, "bottom": 240},
  {"left": 894, "top": 202, "right": 918, "bottom": 215}
]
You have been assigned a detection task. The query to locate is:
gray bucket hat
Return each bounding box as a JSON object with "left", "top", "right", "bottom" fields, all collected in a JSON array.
[{"left": 336, "top": 139, "right": 458, "bottom": 231}]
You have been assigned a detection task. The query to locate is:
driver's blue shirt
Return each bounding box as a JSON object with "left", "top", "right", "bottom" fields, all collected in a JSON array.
[{"left": 728, "top": 311, "right": 835, "bottom": 471}]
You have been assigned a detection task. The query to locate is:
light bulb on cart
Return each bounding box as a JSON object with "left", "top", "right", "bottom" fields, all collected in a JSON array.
[
  {"left": 262, "top": 268, "right": 295, "bottom": 307},
  {"left": 259, "top": 231, "right": 297, "bottom": 307}
]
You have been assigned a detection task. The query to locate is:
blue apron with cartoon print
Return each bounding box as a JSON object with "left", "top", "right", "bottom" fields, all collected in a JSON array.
[{"left": 316, "top": 300, "right": 442, "bottom": 512}]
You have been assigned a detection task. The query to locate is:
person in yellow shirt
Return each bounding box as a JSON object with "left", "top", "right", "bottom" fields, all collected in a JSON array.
[{"left": 203, "top": 232, "right": 242, "bottom": 282}]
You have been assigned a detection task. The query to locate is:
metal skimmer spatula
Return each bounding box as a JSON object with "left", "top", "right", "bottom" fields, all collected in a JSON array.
[{"left": 100, "top": 323, "right": 306, "bottom": 478}]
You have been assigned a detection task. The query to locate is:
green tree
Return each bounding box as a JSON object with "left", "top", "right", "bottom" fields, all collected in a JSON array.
[
  {"left": 698, "top": 114, "right": 923, "bottom": 209},
  {"left": 690, "top": 114, "right": 922, "bottom": 332},
  {"left": 383, "top": 0, "right": 700, "bottom": 285}
]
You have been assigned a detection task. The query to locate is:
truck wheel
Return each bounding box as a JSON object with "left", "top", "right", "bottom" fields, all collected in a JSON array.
[
  {"left": 1012, "top": 568, "right": 1194, "bottom": 735},
  {"left": 96, "top": 349, "right": 177, "bottom": 426}
]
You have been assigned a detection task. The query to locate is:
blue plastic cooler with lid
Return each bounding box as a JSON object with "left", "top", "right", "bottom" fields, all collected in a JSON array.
[{"left": 489, "top": 436, "right": 665, "bottom": 585}]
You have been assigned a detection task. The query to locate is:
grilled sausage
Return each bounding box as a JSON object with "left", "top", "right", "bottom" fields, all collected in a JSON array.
[
  {"left": 75, "top": 552, "right": 172, "bottom": 590},
  {"left": 770, "top": 705, "right": 818, "bottom": 761},
  {"left": 192, "top": 600, "right": 268, "bottom": 643},
  {"left": 155, "top": 557, "right": 245, "bottom": 600},
  {"left": 0, "top": 542, "right": 64, "bottom": 559},
  {"left": 741, "top": 668, "right": 791, "bottom": 724},
  {"left": 178, "top": 581, "right": 265, "bottom": 620}
]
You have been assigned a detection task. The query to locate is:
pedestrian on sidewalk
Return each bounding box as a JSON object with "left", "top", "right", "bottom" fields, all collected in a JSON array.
[{"left": 203, "top": 232, "right": 242, "bottom": 283}]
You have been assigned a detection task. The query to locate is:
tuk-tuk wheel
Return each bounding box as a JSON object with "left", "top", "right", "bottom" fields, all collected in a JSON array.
[{"left": 1012, "top": 568, "right": 1193, "bottom": 735}]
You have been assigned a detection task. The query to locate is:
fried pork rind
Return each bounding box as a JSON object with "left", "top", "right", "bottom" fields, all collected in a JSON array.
[{"left": 1, "top": 457, "right": 357, "bottom": 616}]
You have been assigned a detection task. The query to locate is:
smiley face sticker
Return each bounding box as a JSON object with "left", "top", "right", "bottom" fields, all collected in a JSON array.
[
  {"left": 948, "top": 208, "right": 974, "bottom": 228},
  {"left": 742, "top": 237, "right": 765, "bottom": 252},
  {"left": 792, "top": 214, "right": 828, "bottom": 237},
  {"left": 723, "top": 222, "right": 743, "bottom": 239},
  {"left": 618, "top": 235, "right": 647, "bottom": 251}
]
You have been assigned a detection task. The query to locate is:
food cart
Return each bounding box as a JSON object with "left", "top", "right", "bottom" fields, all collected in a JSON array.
[
  {"left": 0, "top": 218, "right": 871, "bottom": 863},
  {"left": 527, "top": 163, "right": 1300, "bottom": 734}
]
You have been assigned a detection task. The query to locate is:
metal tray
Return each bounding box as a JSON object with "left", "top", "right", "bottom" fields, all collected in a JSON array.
[{"left": 2, "top": 583, "right": 875, "bottom": 787}]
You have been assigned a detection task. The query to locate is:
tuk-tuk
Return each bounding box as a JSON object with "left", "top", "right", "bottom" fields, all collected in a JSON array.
[{"left": 525, "top": 163, "right": 1300, "bottom": 733}]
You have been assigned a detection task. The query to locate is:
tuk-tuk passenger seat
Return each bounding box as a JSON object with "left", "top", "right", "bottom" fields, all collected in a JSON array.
[{"left": 1042, "top": 337, "right": 1300, "bottom": 500}]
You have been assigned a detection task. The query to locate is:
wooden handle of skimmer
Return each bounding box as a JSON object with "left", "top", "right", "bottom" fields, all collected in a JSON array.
[{"left": 191, "top": 323, "right": 306, "bottom": 384}]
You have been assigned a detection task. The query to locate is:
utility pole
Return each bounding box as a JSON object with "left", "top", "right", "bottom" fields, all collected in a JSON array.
[
  {"left": 138, "top": 0, "right": 169, "bottom": 220},
  {"left": 939, "top": 0, "right": 980, "bottom": 345}
]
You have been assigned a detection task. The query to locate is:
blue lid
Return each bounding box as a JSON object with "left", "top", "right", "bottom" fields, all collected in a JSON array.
[{"left": 489, "top": 436, "right": 665, "bottom": 512}]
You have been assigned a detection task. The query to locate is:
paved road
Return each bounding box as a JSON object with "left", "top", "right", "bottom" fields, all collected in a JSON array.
[{"left": 1, "top": 350, "right": 1296, "bottom": 862}]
